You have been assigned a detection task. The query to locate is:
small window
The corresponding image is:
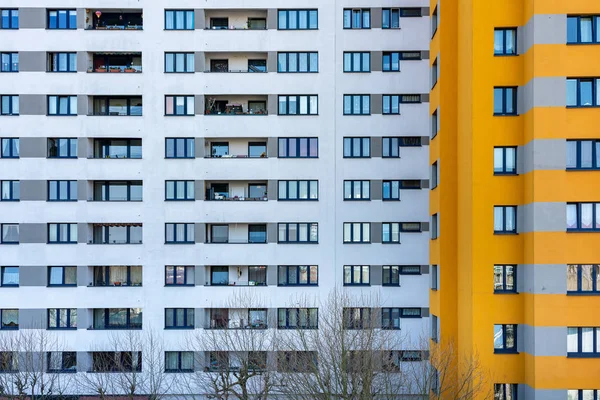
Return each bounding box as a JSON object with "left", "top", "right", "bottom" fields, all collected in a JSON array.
[
  {"left": 1, "top": 9, "right": 19, "bottom": 29},
  {"left": 278, "top": 308, "right": 318, "bottom": 329},
  {"left": 165, "top": 223, "right": 195, "bottom": 244},
  {"left": 494, "top": 265, "right": 516, "bottom": 293},
  {"left": 383, "top": 95, "right": 402, "bottom": 114},
  {"left": 48, "top": 181, "right": 77, "bottom": 201},
  {"left": 382, "top": 52, "right": 401, "bottom": 72},
  {"left": 494, "top": 28, "right": 517, "bottom": 55},
  {"left": 248, "top": 224, "right": 267, "bottom": 243},
  {"left": 165, "top": 308, "right": 195, "bottom": 329},
  {"left": 382, "top": 8, "right": 400, "bottom": 29},
  {"left": 567, "top": 16, "right": 600, "bottom": 44},
  {"left": 48, "top": 266, "right": 77, "bottom": 286},
  {"left": 343, "top": 9, "right": 370, "bottom": 29},
  {"left": 431, "top": 6, "right": 438, "bottom": 37},
  {"left": 47, "top": 223, "right": 78, "bottom": 244},
  {"left": 165, "top": 53, "right": 195, "bottom": 73},
  {"left": 47, "top": 351, "right": 76, "bottom": 372},
  {"left": 494, "top": 147, "right": 517, "bottom": 174},
  {"left": 0, "top": 309, "right": 18, "bottom": 330},
  {"left": 343, "top": 52, "right": 370, "bottom": 72},
  {"left": 382, "top": 137, "right": 400, "bottom": 157},
  {"left": 165, "top": 351, "right": 194, "bottom": 372},
  {"left": 383, "top": 266, "right": 400, "bottom": 286},
  {"left": 1, "top": 95, "right": 19, "bottom": 115},
  {"left": 567, "top": 264, "right": 600, "bottom": 293},
  {"left": 1, "top": 138, "right": 19, "bottom": 158},
  {"left": 343, "top": 222, "right": 370, "bottom": 243},
  {"left": 47, "top": 10, "right": 76, "bottom": 29},
  {"left": 1, "top": 224, "right": 19, "bottom": 244},
  {"left": 165, "top": 10, "right": 194, "bottom": 30},
  {"left": 165, "top": 266, "right": 195, "bottom": 286},
  {"left": 0, "top": 181, "right": 19, "bottom": 201},
  {"left": 494, "top": 384, "right": 518, "bottom": 400},
  {"left": 343, "top": 137, "right": 370, "bottom": 158},
  {"left": 278, "top": 9, "right": 318, "bottom": 30},
  {"left": 278, "top": 223, "right": 318, "bottom": 243},
  {"left": 278, "top": 137, "right": 318, "bottom": 158},
  {"left": 567, "top": 78, "right": 600, "bottom": 107},
  {"left": 432, "top": 162, "right": 438, "bottom": 189},
  {"left": 431, "top": 214, "right": 438, "bottom": 239},
  {"left": 567, "top": 202, "right": 600, "bottom": 231},
  {"left": 166, "top": 138, "right": 195, "bottom": 158},
  {"left": 277, "top": 52, "right": 318, "bottom": 73},
  {"left": 278, "top": 266, "right": 318, "bottom": 286},
  {"left": 431, "top": 315, "right": 438, "bottom": 342},
  {"left": 48, "top": 95, "right": 77, "bottom": 116},
  {"left": 248, "top": 142, "right": 267, "bottom": 158},
  {"left": 431, "top": 265, "right": 438, "bottom": 290},
  {"left": 48, "top": 138, "right": 77, "bottom": 158},
  {"left": 47, "top": 52, "right": 76, "bottom": 72},
  {"left": 568, "top": 327, "right": 600, "bottom": 356},
  {"left": 494, "top": 206, "right": 517, "bottom": 233},
  {"left": 432, "top": 110, "right": 439, "bottom": 138},
  {"left": 344, "top": 180, "right": 370, "bottom": 200},
  {"left": 382, "top": 223, "right": 401, "bottom": 243},
  {"left": 0, "top": 53, "right": 18, "bottom": 72},
  {"left": 343, "top": 265, "right": 369, "bottom": 286},
  {"left": 278, "top": 180, "right": 318, "bottom": 200},
  {"left": 47, "top": 309, "right": 77, "bottom": 330},
  {"left": 494, "top": 324, "right": 517, "bottom": 353},
  {"left": 0, "top": 267, "right": 18, "bottom": 287},
  {"left": 431, "top": 58, "right": 438, "bottom": 87},
  {"left": 343, "top": 95, "right": 370, "bottom": 115},
  {"left": 165, "top": 95, "right": 195, "bottom": 116},
  {"left": 493, "top": 87, "right": 517, "bottom": 115},
  {"left": 165, "top": 180, "right": 195, "bottom": 200},
  {"left": 278, "top": 95, "right": 318, "bottom": 115},
  {"left": 382, "top": 180, "right": 400, "bottom": 200}
]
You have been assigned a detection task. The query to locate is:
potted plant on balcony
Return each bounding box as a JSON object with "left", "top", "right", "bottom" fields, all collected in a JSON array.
[
  {"left": 124, "top": 66, "right": 136, "bottom": 73},
  {"left": 95, "top": 66, "right": 107, "bottom": 73},
  {"left": 109, "top": 67, "right": 121, "bottom": 73}
]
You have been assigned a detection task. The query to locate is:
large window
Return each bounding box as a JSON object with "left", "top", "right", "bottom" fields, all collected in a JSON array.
[
  {"left": 165, "top": 265, "right": 195, "bottom": 286},
  {"left": 0, "top": 310, "right": 18, "bottom": 330},
  {"left": 1, "top": 138, "right": 19, "bottom": 158},
  {"left": 278, "top": 95, "right": 318, "bottom": 115},
  {"left": 92, "top": 352, "right": 141, "bottom": 372},
  {"left": 165, "top": 95, "right": 195, "bottom": 116},
  {"left": 567, "top": 140, "right": 600, "bottom": 169},
  {"left": 94, "top": 138, "right": 141, "bottom": 159},
  {"left": 343, "top": 9, "right": 370, "bottom": 29},
  {"left": 93, "top": 181, "right": 142, "bottom": 201},
  {"left": 567, "top": 78, "right": 600, "bottom": 107},
  {"left": 48, "top": 223, "right": 78, "bottom": 244},
  {"left": 567, "top": 16, "right": 600, "bottom": 44},
  {"left": 165, "top": 308, "right": 194, "bottom": 329},
  {"left": 165, "top": 53, "right": 195, "bottom": 73},
  {"left": 494, "top": 324, "right": 517, "bottom": 353},
  {"left": 47, "top": 52, "right": 76, "bottom": 72},
  {"left": 568, "top": 327, "right": 600, "bottom": 356},
  {"left": 383, "top": 94, "right": 421, "bottom": 114},
  {"left": 569, "top": 390, "right": 600, "bottom": 400},
  {"left": 343, "top": 137, "right": 370, "bottom": 158},
  {"left": 0, "top": 181, "right": 19, "bottom": 201},
  {"left": 343, "top": 308, "right": 372, "bottom": 329},
  {"left": 568, "top": 264, "right": 600, "bottom": 293},
  {"left": 494, "top": 206, "right": 517, "bottom": 234},
  {"left": 1, "top": 10, "right": 18, "bottom": 29},
  {"left": 343, "top": 266, "right": 369, "bottom": 286},
  {"left": 48, "top": 266, "right": 77, "bottom": 286},
  {"left": 93, "top": 308, "right": 142, "bottom": 330},
  {"left": 165, "top": 223, "right": 195, "bottom": 244},
  {"left": 93, "top": 266, "right": 142, "bottom": 287},
  {"left": 48, "top": 181, "right": 77, "bottom": 201},
  {"left": 494, "top": 28, "right": 517, "bottom": 55},
  {"left": 567, "top": 202, "right": 600, "bottom": 231},
  {"left": 382, "top": 8, "right": 400, "bottom": 29},
  {"left": 343, "top": 52, "right": 370, "bottom": 72},
  {"left": 1, "top": 95, "right": 19, "bottom": 115},
  {"left": 93, "top": 97, "right": 142, "bottom": 116},
  {"left": 278, "top": 223, "right": 318, "bottom": 243},
  {"left": 47, "top": 352, "right": 76, "bottom": 373},
  {"left": 166, "top": 138, "right": 195, "bottom": 158},
  {"left": 278, "top": 52, "right": 318, "bottom": 73},
  {"left": 494, "top": 265, "right": 516, "bottom": 293},
  {"left": 343, "top": 223, "right": 370, "bottom": 243},
  {"left": 278, "top": 308, "right": 318, "bottom": 329},
  {"left": 278, "top": 10, "right": 318, "bottom": 30},
  {"left": 383, "top": 180, "right": 400, "bottom": 200},
  {"left": 278, "top": 180, "right": 318, "bottom": 200},
  {"left": 494, "top": 147, "right": 517, "bottom": 174},
  {"left": 48, "top": 10, "right": 76, "bottom": 29},
  {"left": 494, "top": 384, "right": 518, "bottom": 400},
  {"left": 1, "top": 224, "right": 19, "bottom": 244},
  {"left": 493, "top": 87, "right": 517, "bottom": 115},
  {"left": 48, "top": 96, "right": 77, "bottom": 116},
  {"left": 382, "top": 223, "right": 401, "bottom": 243},
  {"left": 0, "top": 267, "right": 18, "bottom": 287},
  {"left": 278, "top": 266, "right": 318, "bottom": 286},
  {"left": 48, "top": 309, "right": 76, "bottom": 330},
  {"left": 165, "top": 10, "right": 194, "bottom": 30},
  {"left": 93, "top": 224, "right": 142, "bottom": 244},
  {"left": 343, "top": 95, "right": 370, "bottom": 115},
  {"left": 165, "top": 180, "right": 195, "bottom": 200},
  {"left": 165, "top": 351, "right": 194, "bottom": 372},
  {"left": 48, "top": 138, "right": 77, "bottom": 158},
  {"left": 278, "top": 138, "right": 318, "bottom": 158},
  {"left": 344, "top": 180, "right": 370, "bottom": 200},
  {"left": 1, "top": 53, "right": 18, "bottom": 72}
]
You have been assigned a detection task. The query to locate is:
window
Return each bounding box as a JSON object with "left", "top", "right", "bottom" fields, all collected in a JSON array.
[
  {"left": 494, "top": 265, "right": 516, "bottom": 293},
  {"left": 1, "top": 9, "right": 18, "bottom": 29},
  {"left": 165, "top": 223, "right": 195, "bottom": 244},
  {"left": 278, "top": 180, "right": 318, "bottom": 200},
  {"left": 343, "top": 223, "right": 370, "bottom": 243},
  {"left": 343, "top": 9, "right": 370, "bottom": 29},
  {"left": 248, "top": 142, "right": 266, "bottom": 158},
  {"left": 165, "top": 10, "right": 194, "bottom": 30},
  {"left": 568, "top": 264, "right": 600, "bottom": 293},
  {"left": 278, "top": 9, "right": 318, "bottom": 30},
  {"left": 1, "top": 138, "right": 19, "bottom": 158},
  {"left": 494, "top": 324, "right": 517, "bottom": 353},
  {"left": 92, "top": 224, "right": 142, "bottom": 244},
  {"left": 166, "top": 138, "right": 195, "bottom": 158},
  {"left": 343, "top": 52, "right": 370, "bottom": 72},
  {"left": 382, "top": 223, "right": 401, "bottom": 243},
  {"left": 344, "top": 180, "right": 370, "bottom": 200},
  {"left": 48, "top": 266, "right": 77, "bottom": 286},
  {"left": 568, "top": 327, "right": 600, "bottom": 356},
  {"left": 278, "top": 95, "right": 318, "bottom": 115},
  {"left": 382, "top": 137, "right": 399, "bottom": 158},
  {"left": 48, "top": 95, "right": 77, "bottom": 115},
  {"left": 165, "top": 180, "right": 195, "bottom": 200},
  {"left": 165, "top": 308, "right": 194, "bottom": 329},
  {"left": 494, "top": 384, "right": 518, "bottom": 400},
  {"left": 343, "top": 95, "right": 370, "bottom": 115},
  {"left": 493, "top": 87, "right": 517, "bottom": 115},
  {"left": 431, "top": 6, "right": 438, "bottom": 37},
  {"left": 93, "top": 309, "right": 142, "bottom": 330},
  {"left": 47, "top": 352, "right": 76, "bottom": 372},
  {"left": 382, "top": 180, "right": 400, "bottom": 200},
  {"left": 383, "top": 266, "right": 400, "bottom": 286},
  {"left": 567, "top": 16, "right": 600, "bottom": 44},
  {"left": 0, "top": 181, "right": 19, "bottom": 201},
  {"left": 0, "top": 352, "right": 17, "bottom": 373},
  {"left": 210, "top": 267, "right": 228, "bottom": 285},
  {"left": 569, "top": 390, "right": 600, "bottom": 400},
  {"left": 431, "top": 315, "right": 438, "bottom": 342},
  {"left": 0, "top": 267, "right": 18, "bottom": 287},
  {"left": 343, "top": 137, "right": 370, "bottom": 158},
  {"left": 165, "top": 52, "right": 195, "bottom": 73},
  {"left": 432, "top": 265, "right": 438, "bottom": 290},
  {"left": 383, "top": 52, "right": 401, "bottom": 72},
  {"left": 278, "top": 223, "right": 318, "bottom": 243},
  {"left": 93, "top": 266, "right": 142, "bottom": 287},
  {"left": 343, "top": 308, "right": 372, "bottom": 329},
  {"left": 431, "top": 58, "right": 438, "bottom": 87},
  {"left": 0, "top": 309, "right": 18, "bottom": 330},
  {"left": 567, "top": 203, "right": 600, "bottom": 231},
  {"left": 1, "top": 95, "right": 19, "bottom": 115},
  {"left": 92, "top": 352, "right": 141, "bottom": 372},
  {"left": 278, "top": 52, "right": 318, "bottom": 73},
  {"left": 494, "top": 147, "right": 517, "bottom": 174},
  {"left": 48, "top": 223, "right": 78, "bottom": 244},
  {"left": 165, "top": 351, "right": 194, "bottom": 372},
  {"left": 48, "top": 10, "right": 76, "bottom": 29},
  {"left": 93, "top": 96, "right": 142, "bottom": 116},
  {"left": 494, "top": 206, "right": 517, "bottom": 233},
  {"left": 48, "top": 138, "right": 77, "bottom": 158},
  {"left": 165, "top": 95, "right": 195, "bottom": 116},
  {"left": 494, "top": 28, "right": 517, "bottom": 55},
  {"left": 1, "top": 224, "right": 18, "bottom": 244},
  {"left": 383, "top": 94, "right": 421, "bottom": 114},
  {"left": 209, "top": 225, "right": 229, "bottom": 243},
  {"left": 48, "top": 181, "right": 77, "bottom": 201},
  {"left": 382, "top": 8, "right": 400, "bottom": 29},
  {"left": 94, "top": 139, "right": 141, "bottom": 159},
  {"left": 47, "top": 52, "right": 76, "bottom": 72},
  {"left": 343, "top": 266, "right": 369, "bottom": 286},
  {"left": 48, "top": 309, "right": 76, "bottom": 330},
  {"left": 432, "top": 162, "right": 438, "bottom": 189},
  {"left": 278, "top": 137, "right": 318, "bottom": 158},
  {"left": 432, "top": 110, "right": 439, "bottom": 138},
  {"left": 567, "top": 78, "right": 600, "bottom": 107},
  {"left": 431, "top": 214, "right": 438, "bottom": 239},
  {"left": 1, "top": 53, "right": 17, "bottom": 72},
  {"left": 567, "top": 139, "right": 600, "bottom": 169},
  {"left": 93, "top": 181, "right": 142, "bottom": 202},
  {"left": 278, "top": 308, "right": 318, "bottom": 329},
  {"left": 165, "top": 266, "right": 195, "bottom": 286},
  {"left": 277, "top": 351, "right": 317, "bottom": 373},
  {"left": 248, "top": 224, "right": 266, "bottom": 244},
  {"left": 382, "top": 308, "right": 422, "bottom": 329},
  {"left": 278, "top": 265, "right": 318, "bottom": 286}
]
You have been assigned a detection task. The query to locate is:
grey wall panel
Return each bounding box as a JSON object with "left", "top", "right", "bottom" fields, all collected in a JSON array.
[
  {"left": 19, "top": 8, "right": 45, "bottom": 29},
  {"left": 195, "top": 180, "right": 205, "bottom": 200},
  {"left": 266, "top": 9, "right": 277, "bottom": 29},
  {"left": 20, "top": 180, "right": 46, "bottom": 201},
  {"left": 267, "top": 265, "right": 277, "bottom": 286},
  {"left": 267, "top": 180, "right": 278, "bottom": 200},
  {"left": 77, "top": 51, "right": 88, "bottom": 72},
  {"left": 195, "top": 52, "right": 205, "bottom": 72},
  {"left": 76, "top": 9, "right": 84, "bottom": 29},
  {"left": 267, "top": 52, "right": 277, "bottom": 73},
  {"left": 371, "top": 95, "right": 382, "bottom": 114},
  {"left": 77, "top": 180, "right": 87, "bottom": 200},
  {"left": 195, "top": 95, "right": 205, "bottom": 115},
  {"left": 19, "top": 309, "right": 46, "bottom": 329},
  {"left": 20, "top": 266, "right": 47, "bottom": 286},
  {"left": 195, "top": 223, "right": 206, "bottom": 243},
  {"left": 371, "top": 136, "right": 382, "bottom": 157},
  {"left": 371, "top": 223, "right": 382, "bottom": 243},
  {"left": 267, "top": 137, "right": 278, "bottom": 158},
  {"left": 195, "top": 9, "right": 206, "bottom": 29},
  {"left": 77, "top": 95, "right": 88, "bottom": 116},
  {"left": 19, "top": 51, "right": 46, "bottom": 72},
  {"left": 267, "top": 223, "right": 277, "bottom": 243},
  {"left": 195, "top": 137, "right": 205, "bottom": 158},
  {"left": 267, "top": 94, "right": 277, "bottom": 115},
  {"left": 195, "top": 265, "right": 205, "bottom": 286},
  {"left": 19, "top": 95, "right": 46, "bottom": 115},
  {"left": 77, "top": 265, "right": 89, "bottom": 287},
  {"left": 371, "top": 180, "right": 382, "bottom": 200},
  {"left": 19, "top": 223, "right": 46, "bottom": 243},
  {"left": 371, "top": 265, "right": 382, "bottom": 285},
  {"left": 371, "top": 9, "right": 382, "bottom": 29},
  {"left": 371, "top": 51, "right": 382, "bottom": 71},
  {"left": 77, "top": 223, "right": 88, "bottom": 243},
  {"left": 19, "top": 138, "right": 46, "bottom": 158}
]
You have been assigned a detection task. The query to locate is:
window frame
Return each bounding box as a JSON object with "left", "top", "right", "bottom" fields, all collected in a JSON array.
[
  {"left": 165, "top": 138, "right": 195, "bottom": 159},
  {"left": 0, "top": 180, "right": 19, "bottom": 201},
  {"left": 277, "top": 308, "right": 318, "bottom": 329},
  {"left": 343, "top": 137, "right": 370, "bottom": 158},
  {"left": 567, "top": 327, "right": 600, "bottom": 357},
  {"left": 1, "top": 138, "right": 19, "bottom": 158},
  {"left": 47, "top": 138, "right": 77, "bottom": 158},
  {"left": 382, "top": 8, "right": 401, "bottom": 29},
  {"left": 277, "top": 52, "right": 318, "bottom": 73},
  {"left": 343, "top": 222, "right": 371, "bottom": 243},
  {"left": 568, "top": 390, "right": 600, "bottom": 400},
  {"left": 493, "top": 324, "right": 517, "bottom": 354},
  {"left": 0, "top": 309, "right": 18, "bottom": 330},
  {"left": 494, "top": 28, "right": 518, "bottom": 56},
  {"left": 494, "top": 146, "right": 518, "bottom": 175},
  {"left": 493, "top": 87, "right": 518, "bottom": 116},
  {"left": 164, "top": 52, "right": 195, "bottom": 73},
  {"left": 164, "top": 308, "right": 195, "bottom": 330},
  {"left": 343, "top": 95, "right": 370, "bottom": 115},
  {"left": 165, "top": 223, "right": 195, "bottom": 244},
  {"left": 277, "top": 9, "right": 318, "bottom": 30},
  {"left": 494, "top": 384, "right": 518, "bottom": 400},
  {"left": 278, "top": 265, "right": 318, "bottom": 286},
  {"left": 165, "top": 265, "right": 195, "bottom": 286},
  {"left": 343, "top": 9, "right": 371, "bottom": 29},
  {"left": 494, "top": 265, "right": 517, "bottom": 294},
  {"left": 277, "top": 180, "right": 318, "bottom": 201},
  {"left": 566, "top": 202, "right": 600, "bottom": 231},
  {"left": 1, "top": 9, "right": 19, "bottom": 29},
  {"left": 382, "top": 180, "right": 401, "bottom": 201},
  {"left": 165, "top": 180, "right": 195, "bottom": 201},
  {"left": 47, "top": 266, "right": 77, "bottom": 287},
  {"left": 382, "top": 137, "right": 401, "bottom": 158},
  {"left": 494, "top": 206, "right": 517, "bottom": 234},
  {"left": 277, "top": 223, "right": 318, "bottom": 243},
  {"left": 567, "top": 15, "right": 600, "bottom": 44},
  {"left": 1, "top": 95, "right": 19, "bottom": 115},
  {"left": 47, "top": 95, "right": 77, "bottom": 116},
  {"left": 164, "top": 10, "right": 195, "bottom": 30},
  {"left": 431, "top": 213, "right": 438, "bottom": 239},
  {"left": 343, "top": 52, "right": 370, "bottom": 73},
  {"left": 93, "top": 308, "right": 142, "bottom": 330},
  {"left": 382, "top": 222, "right": 401, "bottom": 243},
  {"left": 567, "top": 78, "right": 600, "bottom": 107},
  {"left": 567, "top": 139, "right": 600, "bottom": 169},
  {"left": 343, "top": 265, "right": 370, "bottom": 286},
  {"left": 47, "top": 52, "right": 76, "bottom": 73},
  {"left": 47, "top": 308, "right": 77, "bottom": 330},
  {"left": 382, "top": 52, "right": 401, "bottom": 72},
  {"left": 0, "top": 267, "right": 18, "bottom": 287},
  {"left": 47, "top": 351, "right": 76, "bottom": 373},
  {"left": 47, "top": 180, "right": 77, "bottom": 202},
  {"left": 1, "top": 223, "right": 19, "bottom": 244},
  {"left": 431, "top": 265, "right": 438, "bottom": 290},
  {"left": 165, "top": 95, "right": 195, "bottom": 116},
  {"left": 567, "top": 264, "right": 600, "bottom": 294},
  {"left": 432, "top": 162, "right": 438, "bottom": 189},
  {"left": 47, "top": 223, "right": 78, "bottom": 244},
  {"left": 278, "top": 95, "right": 318, "bottom": 115},
  {"left": 164, "top": 351, "right": 194, "bottom": 373},
  {"left": 47, "top": 9, "right": 76, "bottom": 30},
  {"left": 0, "top": 52, "right": 18, "bottom": 72},
  {"left": 382, "top": 266, "right": 400, "bottom": 286},
  {"left": 92, "top": 266, "right": 142, "bottom": 287},
  {"left": 343, "top": 180, "right": 370, "bottom": 201},
  {"left": 277, "top": 137, "right": 319, "bottom": 158}
]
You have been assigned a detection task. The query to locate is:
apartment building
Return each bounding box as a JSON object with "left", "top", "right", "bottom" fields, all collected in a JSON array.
[
  {"left": 430, "top": 1, "right": 600, "bottom": 399},
  {"left": 0, "top": 0, "right": 430, "bottom": 396}
]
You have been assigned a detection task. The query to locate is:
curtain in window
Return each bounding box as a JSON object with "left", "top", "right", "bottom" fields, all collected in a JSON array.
[
  {"left": 582, "top": 265, "right": 593, "bottom": 291},
  {"left": 181, "top": 352, "right": 194, "bottom": 370},
  {"left": 165, "top": 352, "right": 178, "bottom": 370},
  {"left": 109, "top": 266, "right": 128, "bottom": 285},
  {"left": 108, "top": 309, "right": 127, "bottom": 327},
  {"left": 130, "top": 266, "right": 142, "bottom": 285},
  {"left": 567, "top": 327, "right": 578, "bottom": 352},
  {"left": 49, "top": 267, "right": 62, "bottom": 285},
  {"left": 582, "top": 327, "right": 594, "bottom": 352},
  {"left": 505, "top": 208, "right": 515, "bottom": 231},
  {"left": 93, "top": 309, "right": 105, "bottom": 329},
  {"left": 566, "top": 204, "right": 577, "bottom": 229},
  {"left": 494, "top": 207, "right": 504, "bottom": 231},
  {"left": 581, "top": 204, "right": 593, "bottom": 229},
  {"left": 581, "top": 17, "right": 593, "bottom": 42}
]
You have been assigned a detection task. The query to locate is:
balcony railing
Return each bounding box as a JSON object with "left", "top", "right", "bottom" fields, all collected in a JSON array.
[
  {"left": 206, "top": 238, "right": 267, "bottom": 244},
  {"left": 205, "top": 109, "right": 267, "bottom": 116},
  {"left": 208, "top": 319, "right": 267, "bottom": 329},
  {"left": 207, "top": 280, "right": 267, "bottom": 287},
  {"left": 207, "top": 195, "right": 267, "bottom": 201}
]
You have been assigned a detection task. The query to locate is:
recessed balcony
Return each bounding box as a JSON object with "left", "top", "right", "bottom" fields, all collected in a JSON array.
[
  {"left": 205, "top": 223, "right": 267, "bottom": 244},
  {"left": 205, "top": 138, "right": 267, "bottom": 158},
  {"left": 88, "top": 266, "right": 142, "bottom": 287},
  {"left": 206, "top": 308, "right": 268, "bottom": 329},
  {"left": 204, "top": 10, "right": 267, "bottom": 30},
  {"left": 205, "top": 52, "right": 267, "bottom": 73},
  {"left": 88, "top": 96, "right": 142, "bottom": 116},
  {"left": 205, "top": 181, "right": 267, "bottom": 201},
  {"left": 88, "top": 223, "right": 143, "bottom": 244},
  {"left": 85, "top": 9, "right": 143, "bottom": 30},
  {"left": 87, "top": 52, "right": 142, "bottom": 73},
  {"left": 204, "top": 95, "right": 268, "bottom": 116},
  {"left": 90, "top": 138, "right": 142, "bottom": 159},
  {"left": 206, "top": 266, "right": 267, "bottom": 287}
]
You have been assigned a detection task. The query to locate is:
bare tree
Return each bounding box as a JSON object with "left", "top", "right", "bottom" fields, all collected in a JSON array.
[{"left": 141, "top": 328, "right": 173, "bottom": 400}]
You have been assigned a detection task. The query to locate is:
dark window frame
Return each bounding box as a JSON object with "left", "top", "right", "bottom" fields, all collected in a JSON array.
[
  {"left": 0, "top": 52, "right": 18, "bottom": 72},
  {"left": 47, "top": 95, "right": 77, "bottom": 116},
  {"left": 248, "top": 224, "right": 267, "bottom": 244},
  {"left": 164, "top": 10, "right": 195, "bottom": 30},
  {"left": 277, "top": 180, "right": 318, "bottom": 201},
  {"left": 164, "top": 52, "right": 195, "bottom": 73},
  {"left": 1, "top": 9, "right": 19, "bottom": 29},
  {"left": 165, "top": 180, "right": 195, "bottom": 201},
  {"left": 47, "top": 9, "right": 76, "bottom": 29},
  {"left": 343, "top": 94, "right": 370, "bottom": 115},
  {"left": 381, "top": 8, "right": 401, "bottom": 29},
  {"left": 47, "top": 52, "right": 76, "bottom": 73},
  {"left": 47, "top": 351, "right": 76, "bottom": 373},
  {"left": 0, "top": 309, "right": 18, "bottom": 330},
  {"left": 494, "top": 324, "right": 517, "bottom": 354},
  {"left": 494, "top": 206, "right": 517, "bottom": 234},
  {"left": 382, "top": 180, "right": 400, "bottom": 200},
  {"left": 494, "top": 265, "right": 517, "bottom": 293},
  {"left": 164, "top": 351, "right": 194, "bottom": 373},
  {"left": 277, "top": 52, "right": 318, "bottom": 73},
  {"left": 48, "top": 180, "right": 77, "bottom": 202},
  {"left": 1, "top": 138, "right": 19, "bottom": 158},
  {"left": 165, "top": 265, "right": 195, "bottom": 286},
  {"left": 494, "top": 146, "right": 517, "bottom": 175},
  {"left": 343, "top": 180, "right": 370, "bottom": 201},
  {"left": 343, "top": 265, "right": 370, "bottom": 286},
  {"left": 165, "top": 95, "right": 195, "bottom": 116},
  {"left": 277, "top": 9, "right": 318, "bottom": 30},
  {"left": 165, "top": 223, "right": 195, "bottom": 244},
  {"left": 567, "top": 15, "right": 600, "bottom": 44},
  {"left": 277, "top": 308, "right": 318, "bottom": 329},
  {"left": 278, "top": 137, "right": 318, "bottom": 158},
  {"left": 382, "top": 52, "right": 401, "bottom": 72},
  {"left": 343, "top": 9, "right": 371, "bottom": 29},
  {"left": 0, "top": 266, "right": 18, "bottom": 287},
  {"left": 165, "top": 138, "right": 195, "bottom": 158},
  {"left": 164, "top": 308, "right": 195, "bottom": 330},
  {"left": 47, "top": 308, "right": 76, "bottom": 330},
  {"left": 93, "top": 181, "right": 142, "bottom": 202},
  {"left": 343, "top": 137, "right": 370, "bottom": 158},
  {"left": 343, "top": 52, "right": 370, "bottom": 73},
  {"left": 343, "top": 222, "right": 371, "bottom": 243},
  {"left": 93, "top": 266, "right": 141, "bottom": 287},
  {"left": 47, "top": 138, "right": 77, "bottom": 158},
  {"left": 277, "top": 265, "right": 318, "bottom": 286},
  {"left": 47, "top": 266, "right": 77, "bottom": 287},
  {"left": 278, "top": 95, "right": 318, "bottom": 115},
  {"left": 567, "top": 78, "right": 600, "bottom": 107},
  {"left": 47, "top": 223, "right": 77, "bottom": 244},
  {"left": 494, "top": 28, "right": 518, "bottom": 56},
  {"left": 0, "top": 180, "right": 19, "bottom": 201},
  {"left": 493, "top": 87, "right": 518, "bottom": 115},
  {"left": 93, "top": 308, "right": 142, "bottom": 330},
  {"left": 0, "top": 95, "right": 19, "bottom": 115},
  {"left": 1, "top": 223, "right": 19, "bottom": 244},
  {"left": 567, "top": 327, "right": 600, "bottom": 357},
  {"left": 278, "top": 223, "right": 318, "bottom": 243},
  {"left": 567, "top": 264, "right": 600, "bottom": 294}
]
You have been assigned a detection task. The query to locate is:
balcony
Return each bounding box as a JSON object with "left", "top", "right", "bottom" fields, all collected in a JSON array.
[
  {"left": 89, "top": 223, "right": 143, "bottom": 244},
  {"left": 204, "top": 10, "right": 267, "bottom": 30},
  {"left": 85, "top": 9, "right": 143, "bottom": 30},
  {"left": 205, "top": 52, "right": 267, "bottom": 73},
  {"left": 91, "top": 138, "right": 142, "bottom": 159},
  {"left": 89, "top": 266, "right": 142, "bottom": 287},
  {"left": 207, "top": 308, "right": 268, "bottom": 329},
  {"left": 205, "top": 95, "right": 268, "bottom": 115},
  {"left": 89, "top": 96, "right": 142, "bottom": 116},
  {"left": 206, "top": 224, "right": 267, "bottom": 244},
  {"left": 91, "top": 181, "right": 143, "bottom": 202},
  {"left": 87, "top": 52, "right": 142, "bottom": 73},
  {"left": 90, "top": 308, "right": 142, "bottom": 330},
  {"left": 205, "top": 181, "right": 267, "bottom": 201},
  {"left": 205, "top": 138, "right": 268, "bottom": 158},
  {"left": 206, "top": 266, "right": 267, "bottom": 286}
]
